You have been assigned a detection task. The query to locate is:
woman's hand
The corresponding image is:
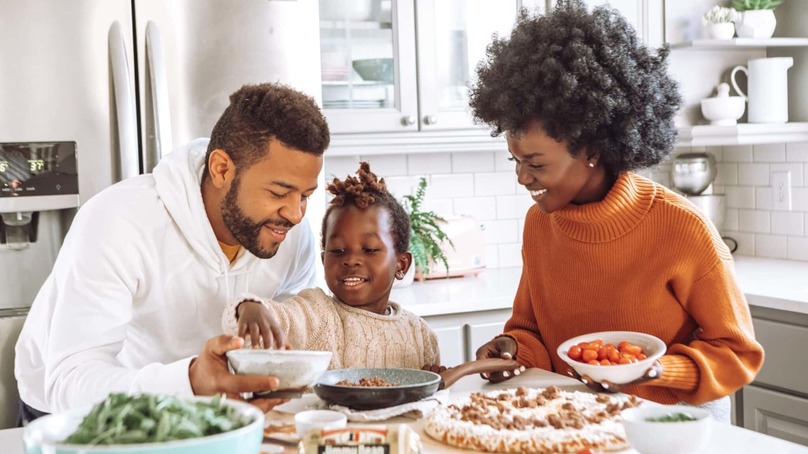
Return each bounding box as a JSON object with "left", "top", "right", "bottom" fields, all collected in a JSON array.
[
  {"left": 422, "top": 364, "right": 448, "bottom": 374},
  {"left": 566, "top": 360, "right": 663, "bottom": 393},
  {"left": 475, "top": 336, "right": 520, "bottom": 383},
  {"left": 236, "top": 300, "right": 289, "bottom": 350}
]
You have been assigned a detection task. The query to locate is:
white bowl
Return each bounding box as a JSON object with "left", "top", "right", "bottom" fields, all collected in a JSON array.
[
  {"left": 621, "top": 405, "right": 712, "bottom": 454},
  {"left": 226, "top": 349, "right": 332, "bottom": 394},
  {"left": 701, "top": 96, "right": 745, "bottom": 125},
  {"left": 22, "top": 396, "right": 263, "bottom": 454},
  {"left": 557, "top": 331, "right": 666, "bottom": 385},
  {"left": 294, "top": 410, "right": 348, "bottom": 439}
]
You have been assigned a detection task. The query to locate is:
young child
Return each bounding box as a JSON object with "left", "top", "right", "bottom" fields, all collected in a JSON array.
[
  {"left": 471, "top": 0, "right": 763, "bottom": 423},
  {"left": 222, "top": 162, "right": 440, "bottom": 369}
]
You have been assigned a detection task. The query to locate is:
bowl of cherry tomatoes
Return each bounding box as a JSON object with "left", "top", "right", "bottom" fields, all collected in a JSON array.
[{"left": 557, "top": 331, "right": 666, "bottom": 384}]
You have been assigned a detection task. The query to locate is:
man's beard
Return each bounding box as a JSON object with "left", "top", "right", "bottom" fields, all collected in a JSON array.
[{"left": 221, "top": 176, "right": 295, "bottom": 259}]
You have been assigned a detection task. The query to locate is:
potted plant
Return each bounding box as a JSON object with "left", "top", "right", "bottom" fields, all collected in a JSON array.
[
  {"left": 702, "top": 6, "right": 740, "bottom": 40},
  {"left": 732, "top": 0, "right": 784, "bottom": 39},
  {"left": 401, "top": 177, "right": 453, "bottom": 282}
]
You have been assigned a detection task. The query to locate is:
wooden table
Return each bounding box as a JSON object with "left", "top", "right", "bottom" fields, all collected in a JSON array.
[{"left": 3, "top": 368, "right": 807, "bottom": 453}]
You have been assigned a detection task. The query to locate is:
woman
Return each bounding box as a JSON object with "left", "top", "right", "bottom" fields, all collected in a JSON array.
[{"left": 472, "top": 0, "right": 763, "bottom": 423}]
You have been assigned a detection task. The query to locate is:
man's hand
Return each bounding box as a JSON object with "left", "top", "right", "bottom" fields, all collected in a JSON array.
[
  {"left": 475, "top": 336, "right": 520, "bottom": 383},
  {"left": 237, "top": 301, "right": 289, "bottom": 349},
  {"left": 189, "top": 335, "right": 288, "bottom": 412}
]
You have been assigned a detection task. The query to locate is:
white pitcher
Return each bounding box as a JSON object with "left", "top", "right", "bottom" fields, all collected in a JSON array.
[{"left": 730, "top": 57, "right": 793, "bottom": 124}]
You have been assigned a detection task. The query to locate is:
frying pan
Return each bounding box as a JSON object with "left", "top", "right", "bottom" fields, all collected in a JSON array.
[{"left": 313, "top": 358, "right": 521, "bottom": 410}]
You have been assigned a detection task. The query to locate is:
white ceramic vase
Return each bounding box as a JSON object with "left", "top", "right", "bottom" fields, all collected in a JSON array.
[
  {"left": 706, "top": 22, "right": 736, "bottom": 40},
  {"left": 734, "top": 9, "right": 777, "bottom": 39}
]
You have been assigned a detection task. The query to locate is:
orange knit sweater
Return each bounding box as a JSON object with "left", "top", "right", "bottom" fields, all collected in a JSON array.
[{"left": 505, "top": 172, "right": 764, "bottom": 405}]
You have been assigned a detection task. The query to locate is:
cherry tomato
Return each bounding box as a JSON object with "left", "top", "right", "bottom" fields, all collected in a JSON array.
[
  {"left": 581, "top": 349, "right": 599, "bottom": 363},
  {"left": 568, "top": 345, "right": 583, "bottom": 361}
]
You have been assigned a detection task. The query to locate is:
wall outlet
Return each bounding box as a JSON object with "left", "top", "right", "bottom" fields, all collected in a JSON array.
[{"left": 772, "top": 171, "right": 792, "bottom": 211}]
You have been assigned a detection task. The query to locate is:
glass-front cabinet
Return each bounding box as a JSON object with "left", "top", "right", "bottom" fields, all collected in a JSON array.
[{"left": 319, "top": 0, "right": 519, "bottom": 134}]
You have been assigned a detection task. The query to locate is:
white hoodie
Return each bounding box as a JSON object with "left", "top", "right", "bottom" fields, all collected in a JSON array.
[{"left": 14, "top": 139, "right": 318, "bottom": 413}]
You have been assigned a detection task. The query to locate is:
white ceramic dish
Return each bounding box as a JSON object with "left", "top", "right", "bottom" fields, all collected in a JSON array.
[
  {"left": 621, "top": 405, "right": 712, "bottom": 454},
  {"left": 225, "top": 349, "right": 332, "bottom": 395},
  {"left": 294, "top": 410, "right": 347, "bottom": 439},
  {"left": 556, "top": 331, "right": 666, "bottom": 384},
  {"left": 22, "top": 396, "right": 263, "bottom": 454}
]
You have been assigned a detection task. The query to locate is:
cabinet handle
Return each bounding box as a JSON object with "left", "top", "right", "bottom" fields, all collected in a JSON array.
[
  {"left": 401, "top": 115, "right": 416, "bottom": 126},
  {"left": 424, "top": 115, "right": 438, "bottom": 125}
]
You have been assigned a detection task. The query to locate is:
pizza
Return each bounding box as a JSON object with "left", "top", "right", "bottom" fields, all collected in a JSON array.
[{"left": 424, "top": 385, "right": 641, "bottom": 453}]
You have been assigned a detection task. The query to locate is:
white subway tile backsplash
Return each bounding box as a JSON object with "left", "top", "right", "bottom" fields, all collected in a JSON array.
[
  {"left": 787, "top": 236, "right": 808, "bottom": 261},
  {"left": 726, "top": 186, "right": 755, "bottom": 209},
  {"left": 325, "top": 156, "right": 362, "bottom": 179},
  {"left": 786, "top": 141, "right": 808, "bottom": 161},
  {"left": 771, "top": 211, "right": 804, "bottom": 236},
  {"left": 721, "top": 145, "right": 753, "bottom": 162},
  {"left": 423, "top": 198, "right": 454, "bottom": 215},
  {"left": 362, "top": 154, "right": 408, "bottom": 177},
  {"left": 408, "top": 153, "right": 452, "bottom": 175},
  {"left": 753, "top": 143, "right": 786, "bottom": 162},
  {"left": 484, "top": 244, "right": 500, "bottom": 269},
  {"left": 755, "top": 187, "right": 773, "bottom": 211},
  {"left": 714, "top": 163, "right": 738, "bottom": 186},
  {"left": 496, "top": 195, "right": 534, "bottom": 220},
  {"left": 755, "top": 234, "right": 788, "bottom": 259},
  {"left": 494, "top": 153, "right": 514, "bottom": 172},
  {"left": 727, "top": 231, "right": 755, "bottom": 255},
  {"left": 769, "top": 163, "right": 804, "bottom": 187},
  {"left": 474, "top": 172, "right": 518, "bottom": 196},
  {"left": 481, "top": 220, "right": 518, "bottom": 244},
  {"left": 451, "top": 152, "right": 495, "bottom": 173},
  {"left": 454, "top": 197, "right": 497, "bottom": 220},
  {"left": 737, "top": 163, "right": 770, "bottom": 186},
  {"left": 497, "top": 243, "right": 523, "bottom": 268},
  {"left": 738, "top": 210, "right": 770, "bottom": 233},
  {"left": 792, "top": 188, "right": 808, "bottom": 212},
  {"left": 429, "top": 174, "right": 475, "bottom": 199},
  {"left": 384, "top": 175, "right": 423, "bottom": 199},
  {"left": 725, "top": 208, "right": 739, "bottom": 232}
]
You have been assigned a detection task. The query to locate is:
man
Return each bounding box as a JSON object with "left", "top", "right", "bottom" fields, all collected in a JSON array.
[{"left": 14, "top": 82, "right": 330, "bottom": 422}]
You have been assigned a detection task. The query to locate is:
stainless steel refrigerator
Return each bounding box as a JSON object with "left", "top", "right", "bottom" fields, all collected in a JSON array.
[{"left": 0, "top": 0, "right": 321, "bottom": 427}]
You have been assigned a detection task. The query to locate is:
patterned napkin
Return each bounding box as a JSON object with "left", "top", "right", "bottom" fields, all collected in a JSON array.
[{"left": 317, "top": 389, "right": 450, "bottom": 422}]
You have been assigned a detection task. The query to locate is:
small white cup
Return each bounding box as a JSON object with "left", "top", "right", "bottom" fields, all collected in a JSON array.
[{"left": 294, "top": 410, "right": 347, "bottom": 439}]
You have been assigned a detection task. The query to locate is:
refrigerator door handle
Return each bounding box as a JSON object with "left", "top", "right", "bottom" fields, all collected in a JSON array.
[
  {"left": 108, "top": 21, "right": 140, "bottom": 181},
  {"left": 145, "top": 21, "right": 172, "bottom": 172}
]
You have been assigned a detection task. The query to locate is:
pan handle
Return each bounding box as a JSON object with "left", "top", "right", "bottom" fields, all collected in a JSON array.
[{"left": 439, "top": 358, "right": 522, "bottom": 389}]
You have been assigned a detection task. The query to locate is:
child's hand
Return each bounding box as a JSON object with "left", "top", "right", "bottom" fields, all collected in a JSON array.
[
  {"left": 421, "top": 364, "right": 447, "bottom": 374},
  {"left": 236, "top": 300, "right": 289, "bottom": 350}
]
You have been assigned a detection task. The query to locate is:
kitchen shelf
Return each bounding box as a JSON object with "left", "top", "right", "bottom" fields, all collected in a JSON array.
[
  {"left": 677, "top": 122, "right": 808, "bottom": 147},
  {"left": 670, "top": 37, "right": 808, "bottom": 50},
  {"left": 319, "top": 20, "right": 392, "bottom": 30},
  {"left": 327, "top": 128, "right": 506, "bottom": 156}
]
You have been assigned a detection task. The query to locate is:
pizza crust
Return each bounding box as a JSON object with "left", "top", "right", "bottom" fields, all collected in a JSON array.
[{"left": 424, "top": 386, "right": 640, "bottom": 453}]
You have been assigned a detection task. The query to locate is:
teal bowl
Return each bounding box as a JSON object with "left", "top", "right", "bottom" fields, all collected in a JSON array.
[{"left": 22, "top": 397, "right": 264, "bottom": 454}]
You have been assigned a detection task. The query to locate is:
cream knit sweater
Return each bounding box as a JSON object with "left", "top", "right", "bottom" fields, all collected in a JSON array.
[{"left": 222, "top": 288, "right": 440, "bottom": 369}]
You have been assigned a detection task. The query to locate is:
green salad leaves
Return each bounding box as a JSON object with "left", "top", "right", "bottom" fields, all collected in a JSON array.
[{"left": 63, "top": 393, "right": 249, "bottom": 445}]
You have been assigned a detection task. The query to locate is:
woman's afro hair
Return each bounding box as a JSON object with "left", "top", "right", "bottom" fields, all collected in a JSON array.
[
  {"left": 321, "top": 162, "right": 411, "bottom": 255},
  {"left": 469, "top": 0, "right": 682, "bottom": 173}
]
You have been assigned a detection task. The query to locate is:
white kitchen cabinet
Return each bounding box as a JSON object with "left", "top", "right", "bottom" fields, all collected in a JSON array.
[
  {"left": 738, "top": 305, "right": 808, "bottom": 447},
  {"left": 430, "top": 325, "right": 465, "bottom": 367},
  {"left": 742, "top": 386, "right": 808, "bottom": 447},
  {"left": 319, "top": 0, "right": 519, "bottom": 142},
  {"left": 466, "top": 320, "right": 506, "bottom": 360},
  {"left": 560, "top": 0, "right": 664, "bottom": 48},
  {"left": 423, "top": 308, "right": 511, "bottom": 366}
]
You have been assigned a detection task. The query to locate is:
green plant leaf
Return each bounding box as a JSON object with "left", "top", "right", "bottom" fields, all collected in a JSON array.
[{"left": 402, "top": 177, "right": 455, "bottom": 276}]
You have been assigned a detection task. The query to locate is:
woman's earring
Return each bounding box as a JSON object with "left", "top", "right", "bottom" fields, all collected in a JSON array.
[
  {"left": 395, "top": 271, "right": 404, "bottom": 279},
  {"left": 588, "top": 162, "right": 595, "bottom": 168}
]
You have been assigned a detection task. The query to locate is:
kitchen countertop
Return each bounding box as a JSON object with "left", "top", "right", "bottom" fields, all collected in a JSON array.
[
  {"left": 395, "top": 255, "right": 808, "bottom": 318},
  {"left": 5, "top": 368, "right": 805, "bottom": 453}
]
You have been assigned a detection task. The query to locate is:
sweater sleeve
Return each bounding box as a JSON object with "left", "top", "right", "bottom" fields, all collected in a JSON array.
[
  {"left": 655, "top": 258, "right": 764, "bottom": 405},
  {"left": 502, "top": 262, "right": 553, "bottom": 370}
]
